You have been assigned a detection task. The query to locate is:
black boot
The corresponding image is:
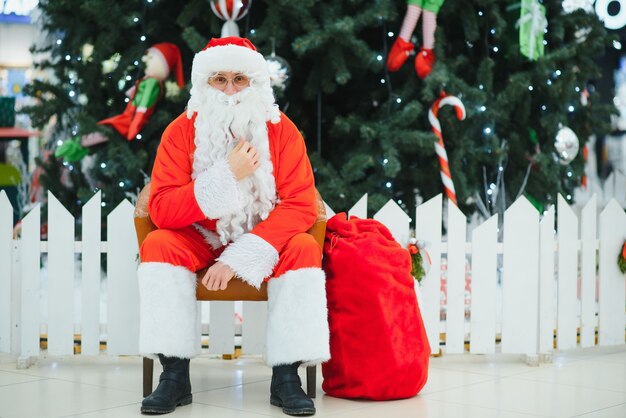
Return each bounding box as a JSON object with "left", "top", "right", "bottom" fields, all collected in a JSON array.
[
  {"left": 141, "top": 355, "right": 192, "bottom": 414},
  {"left": 270, "top": 363, "right": 315, "bottom": 416}
]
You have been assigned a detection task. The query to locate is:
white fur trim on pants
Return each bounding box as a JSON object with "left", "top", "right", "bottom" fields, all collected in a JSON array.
[
  {"left": 138, "top": 262, "right": 199, "bottom": 358},
  {"left": 266, "top": 267, "right": 330, "bottom": 367},
  {"left": 217, "top": 233, "right": 279, "bottom": 289},
  {"left": 193, "top": 159, "right": 243, "bottom": 219}
]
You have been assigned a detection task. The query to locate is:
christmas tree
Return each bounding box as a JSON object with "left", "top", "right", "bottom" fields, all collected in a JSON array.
[{"left": 24, "top": 0, "right": 615, "bottom": 223}]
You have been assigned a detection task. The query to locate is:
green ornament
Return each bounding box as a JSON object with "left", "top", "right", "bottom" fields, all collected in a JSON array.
[
  {"left": 518, "top": 0, "right": 547, "bottom": 61},
  {"left": 528, "top": 128, "right": 538, "bottom": 145},
  {"left": 55, "top": 137, "right": 89, "bottom": 162}
]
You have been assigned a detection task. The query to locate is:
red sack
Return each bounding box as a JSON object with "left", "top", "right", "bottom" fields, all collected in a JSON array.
[{"left": 321, "top": 213, "right": 430, "bottom": 400}]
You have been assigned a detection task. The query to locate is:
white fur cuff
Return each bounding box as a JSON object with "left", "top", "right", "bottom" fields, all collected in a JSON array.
[
  {"left": 138, "top": 262, "right": 199, "bottom": 358},
  {"left": 217, "top": 233, "right": 279, "bottom": 289},
  {"left": 193, "top": 159, "right": 243, "bottom": 219},
  {"left": 265, "top": 268, "right": 330, "bottom": 367}
]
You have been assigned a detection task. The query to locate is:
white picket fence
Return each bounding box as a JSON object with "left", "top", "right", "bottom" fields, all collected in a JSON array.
[{"left": 0, "top": 189, "right": 625, "bottom": 366}]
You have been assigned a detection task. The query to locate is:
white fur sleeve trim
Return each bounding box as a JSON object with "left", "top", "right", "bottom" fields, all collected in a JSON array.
[
  {"left": 217, "top": 233, "right": 279, "bottom": 289},
  {"left": 193, "top": 159, "right": 243, "bottom": 219}
]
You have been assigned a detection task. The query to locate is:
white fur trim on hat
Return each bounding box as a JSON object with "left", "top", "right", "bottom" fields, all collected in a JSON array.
[
  {"left": 265, "top": 267, "right": 330, "bottom": 367},
  {"left": 217, "top": 233, "right": 279, "bottom": 289},
  {"left": 138, "top": 262, "right": 200, "bottom": 359},
  {"left": 191, "top": 44, "right": 270, "bottom": 86},
  {"left": 194, "top": 159, "right": 244, "bottom": 220}
]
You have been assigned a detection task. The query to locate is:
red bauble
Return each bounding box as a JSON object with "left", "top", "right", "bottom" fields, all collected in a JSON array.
[{"left": 210, "top": 0, "right": 251, "bottom": 21}]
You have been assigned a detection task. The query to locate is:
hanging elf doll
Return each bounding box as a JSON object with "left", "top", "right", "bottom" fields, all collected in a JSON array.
[
  {"left": 98, "top": 42, "right": 184, "bottom": 140},
  {"left": 387, "top": 0, "right": 445, "bottom": 79}
]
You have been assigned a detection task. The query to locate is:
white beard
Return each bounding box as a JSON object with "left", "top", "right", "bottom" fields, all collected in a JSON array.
[{"left": 189, "top": 85, "right": 277, "bottom": 245}]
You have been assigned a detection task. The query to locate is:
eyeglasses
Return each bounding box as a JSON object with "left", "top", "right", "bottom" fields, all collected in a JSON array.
[{"left": 208, "top": 73, "right": 250, "bottom": 89}]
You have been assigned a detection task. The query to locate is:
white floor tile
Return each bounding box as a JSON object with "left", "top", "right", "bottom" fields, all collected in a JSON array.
[
  {"left": 591, "top": 351, "right": 626, "bottom": 365},
  {"left": 0, "top": 379, "right": 139, "bottom": 418},
  {"left": 573, "top": 402, "right": 626, "bottom": 418},
  {"left": 0, "top": 347, "right": 623, "bottom": 418},
  {"left": 324, "top": 397, "right": 549, "bottom": 418},
  {"left": 0, "top": 370, "right": 44, "bottom": 386},
  {"left": 63, "top": 402, "right": 276, "bottom": 418},
  {"left": 513, "top": 359, "right": 626, "bottom": 393},
  {"left": 419, "top": 367, "right": 496, "bottom": 395},
  {"left": 193, "top": 380, "right": 374, "bottom": 417},
  {"left": 423, "top": 376, "right": 626, "bottom": 418},
  {"left": 428, "top": 353, "right": 541, "bottom": 377}
]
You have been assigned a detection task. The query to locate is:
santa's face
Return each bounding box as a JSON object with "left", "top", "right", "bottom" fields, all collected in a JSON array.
[{"left": 208, "top": 71, "right": 251, "bottom": 96}]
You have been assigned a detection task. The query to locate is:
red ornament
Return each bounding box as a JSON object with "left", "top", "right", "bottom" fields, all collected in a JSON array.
[
  {"left": 210, "top": 0, "right": 251, "bottom": 22},
  {"left": 622, "top": 241, "right": 626, "bottom": 259},
  {"left": 408, "top": 244, "right": 419, "bottom": 255}
]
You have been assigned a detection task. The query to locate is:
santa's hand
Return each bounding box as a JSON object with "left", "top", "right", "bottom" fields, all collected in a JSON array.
[
  {"left": 227, "top": 140, "right": 260, "bottom": 181},
  {"left": 202, "top": 261, "right": 235, "bottom": 291}
]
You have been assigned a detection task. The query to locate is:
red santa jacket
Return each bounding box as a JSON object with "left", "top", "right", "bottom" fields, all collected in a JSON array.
[{"left": 148, "top": 111, "right": 318, "bottom": 287}]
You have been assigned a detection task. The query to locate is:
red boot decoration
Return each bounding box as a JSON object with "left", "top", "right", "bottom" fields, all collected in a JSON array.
[
  {"left": 415, "top": 48, "right": 435, "bottom": 79},
  {"left": 386, "top": 37, "right": 414, "bottom": 72}
]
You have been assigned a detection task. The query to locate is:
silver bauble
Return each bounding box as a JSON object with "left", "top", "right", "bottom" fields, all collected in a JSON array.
[{"left": 555, "top": 126, "right": 579, "bottom": 165}]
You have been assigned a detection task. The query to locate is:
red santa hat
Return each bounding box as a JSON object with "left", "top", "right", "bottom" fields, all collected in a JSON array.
[
  {"left": 148, "top": 42, "right": 185, "bottom": 88},
  {"left": 190, "top": 37, "right": 269, "bottom": 86}
]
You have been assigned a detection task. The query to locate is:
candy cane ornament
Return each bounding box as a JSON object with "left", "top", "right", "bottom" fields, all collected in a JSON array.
[{"left": 428, "top": 92, "right": 466, "bottom": 206}]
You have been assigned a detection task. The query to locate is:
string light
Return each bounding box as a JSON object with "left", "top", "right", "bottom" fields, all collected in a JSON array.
[
  {"left": 69, "top": 91, "right": 75, "bottom": 97},
  {"left": 555, "top": 69, "right": 562, "bottom": 76},
  {"left": 528, "top": 85, "right": 534, "bottom": 91},
  {"left": 387, "top": 31, "right": 394, "bottom": 37},
  {"left": 479, "top": 84, "right": 484, "bottom": 90},
  {"left": 614, "top": 40, "right": 622, "bottom": 50},
  {"left": 479, "top": 105, "right": 486, "bottom": 111},
  {"left": 376, "top": 55, "right": 383, "bottom": 61},
  {"left": 478, "top": 10, "right": 484, "bottom": 16},
  {"left": 385, "top": 182, "right": 392, "bottom": 188},
  {"left": 493, "top": 46, "right": 499, "bottom": 52},
  {"left": 380, "top": 78, "right": 386, "bottom": 84},
  {"left": 136, "top": 134, "right": 142, "bottom": 140},
  {"left": 65, "top": 55, "right": 71, "bottom": 61},
  {"left": 140, "top": 35, "right": 146, "bottom": 41},
  {"left": 541, "top": 105, "right": 547, "bottom": 110},
  {"left": 119, "top": 181, "right": 125, "bottom": 187},
  {"left": 484, "top": 127, "right": 492, "bottom": 134},
  {"left": 57, "top": 140, "right": 63, "bottom": 146},
  {"left": 383, "top": 158, "right": 389, "bottom": 164},
  {"left": 547, "top": 79, "right": 552, "bottom": 85},
  {"left": 56, "top": 39, "right": 62, "bottom": 45},
  {"left": 100, "top": 163, "right": 107, "bottom": 168},
  {"left": 568, "top": 105, "right": 575, "bottom": 112},
  {"left": 133, "top": 17, "right": 139, "bottom": 22},
  {"left": 101, "top": 202, "right": 106, "bottom": 207},
  {"left": 125, "top": 75, "right": 132, "bottom": 81},
  {"left": 567, "top": 171, "right": 573, "bottom": 177},
  {"left": 125, "top": 98, "right": 130, "bottom": 103},
  {"left": 490, "top": 28, "right": 496, "bottom": 35}
]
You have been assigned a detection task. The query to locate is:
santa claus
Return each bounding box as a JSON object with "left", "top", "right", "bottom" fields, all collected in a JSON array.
[{"left": 138, "top": 37, "right": 329, "bottom": 416}]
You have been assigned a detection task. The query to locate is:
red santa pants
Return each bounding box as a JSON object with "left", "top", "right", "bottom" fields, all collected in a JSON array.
[
  {"left": 137, "top": 224, "right": 330, "bottom": 366},
  {"left": 140, "top": 225, "right": 321, "bottom": 276}
]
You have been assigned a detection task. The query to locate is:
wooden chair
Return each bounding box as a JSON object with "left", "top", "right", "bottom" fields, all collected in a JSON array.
[{"left": 133, "top": 183, "right": 327, "bottom": 398}]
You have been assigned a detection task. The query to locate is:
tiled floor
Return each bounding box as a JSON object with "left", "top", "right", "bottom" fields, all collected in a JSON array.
[{"left": 0, "top": 346, "right": 625, "bottom": 418}]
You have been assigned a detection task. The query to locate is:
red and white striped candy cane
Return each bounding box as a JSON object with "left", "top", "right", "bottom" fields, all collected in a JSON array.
[{"left": 428, "top": 92, "right": 466, "bottom": 206}]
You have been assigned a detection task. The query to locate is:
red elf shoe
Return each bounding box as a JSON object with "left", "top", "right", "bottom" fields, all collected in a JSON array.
[{"left": 387, "top": 37, "right": 414, "bottom": 72}]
